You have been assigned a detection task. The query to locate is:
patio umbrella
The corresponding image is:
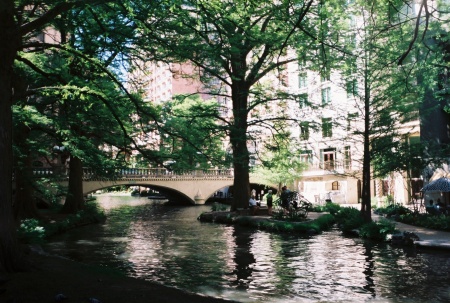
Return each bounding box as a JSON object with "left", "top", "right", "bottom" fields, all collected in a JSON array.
[{"left": 421, "top": 177, "right": 450, "bottom": 192}]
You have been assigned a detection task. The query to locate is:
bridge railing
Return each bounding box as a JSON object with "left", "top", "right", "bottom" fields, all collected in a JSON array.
[{"left": 31, "top": 167, "right": 233, "bottom": 180}]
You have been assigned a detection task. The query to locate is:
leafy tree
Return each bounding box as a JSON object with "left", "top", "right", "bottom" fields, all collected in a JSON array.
[
  {"left": 318, "top": 0, "right": 429, "bottom": 221},
  {"left": 159, "top": 95, "right": 230, "bottom": 171},
  {"left": 0, "top": 0, "right": 151, "bottom": 272},
  {"left": 0, "top": 0, "right": 76, "bottom": 274},
  {"left": 128, "top": 0, "right": 327, "bottom": 210},
  {"left": 251, "top": 128, "right": 307, "bottom": 192}
]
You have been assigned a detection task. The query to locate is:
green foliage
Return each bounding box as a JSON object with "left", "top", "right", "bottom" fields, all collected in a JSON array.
[
  {"left": 18, "top": 219, "right": 46, "bottom": 244},
  {"left": 334, "top": 207, "right": 366, "bottom": 233},
  {"left": 359, "top": 219, "right": 397, "bottom": 241},
  {"left": 40, "top": 201, "right": 106, "bottom": 238},
  {"left": 329, "top": 206, "right": 398, "bottom": 240},
  {"left": 374, "top": 204, "right": 412, "bottom": 218},
  {"left": 324, "top": 203, "right": 341, "bottom": 215},
  {"left": 310, "top": 214, "right": 336, "bottom": 231},
  {"left": 159, "top": 95, "right": 230, "bottom": 170},
  {"left": 200, "top": 211, "right": 335, "bottom": 234},
  {"left": 256, "top": 214, "right": 335, "bottom": 234},
  {"left": 251, "top": 130, "right": 308, "bottom": 186},
  {"left": 211, "top": 202, "right": 229, "bottom": 212},
  {"left": 309, "top": 204, "right": 327, "bottom": 212},
  {"left": 382, "top": 212, "right": 450, "bottom": 232}
]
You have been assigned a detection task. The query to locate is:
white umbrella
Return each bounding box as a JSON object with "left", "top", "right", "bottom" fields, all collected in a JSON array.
[{"left": 421, "top": 177, "right": 450, "bottom": 192}]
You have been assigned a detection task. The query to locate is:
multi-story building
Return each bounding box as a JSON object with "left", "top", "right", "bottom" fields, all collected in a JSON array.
[
  {"left": 281, "top": 59, "right": 365, "bottom": 204},
  {"left": 128, "top": 0, "right": 450, "bottom": 206}
]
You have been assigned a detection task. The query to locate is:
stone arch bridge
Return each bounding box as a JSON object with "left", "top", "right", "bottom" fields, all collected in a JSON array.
[{"left": 33, "top": 167, "right": 271, "bottom": 205}]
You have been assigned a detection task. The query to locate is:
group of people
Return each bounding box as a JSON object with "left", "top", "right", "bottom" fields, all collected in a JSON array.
[{"left": 248, "top": 186, "right": 292, "bottom": 216}]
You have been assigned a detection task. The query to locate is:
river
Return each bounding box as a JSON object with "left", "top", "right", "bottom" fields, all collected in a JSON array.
[{"left": 43, "top": 194, "right": 450, "bottom": 303}]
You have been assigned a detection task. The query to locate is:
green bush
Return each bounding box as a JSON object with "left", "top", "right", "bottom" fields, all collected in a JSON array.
[
  {"left": 334, "top": 207, "right": 365, "bottom": 233},
  {"left": 374, "top": 204, "right": 411, "bottom": 218},
  {"left": 211, "top": 202, "right": 229, "bottom": 212},
  {"left": 408, "top": 214, "right": 450, "bottom": 231},
  {"left": 359, "top": 218, "right": 397, "bottom": 241},
  {"left": 376, "top": 205, "right": 450, "bottom": 232},
  {"left": 324, "top": 203, "right": 341, "bottom": 215},
  {"left": 18, "top": 219, "right": 46, "bottom": 244},
  {"left": 310, "top": 205, "right": 326, "bottom": 212},
  {"left": 41, "top": 201, "right": 106, "bottom": 238}
]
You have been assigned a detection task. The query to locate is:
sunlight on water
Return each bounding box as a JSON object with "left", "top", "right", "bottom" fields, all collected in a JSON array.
[{"left": 43, "top": 194, "right": 450, "bottom": 303}]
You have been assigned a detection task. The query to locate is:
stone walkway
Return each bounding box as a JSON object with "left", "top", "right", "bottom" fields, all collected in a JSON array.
[{"left": 373, "top": 213, "right": 450, "bottom": 250}]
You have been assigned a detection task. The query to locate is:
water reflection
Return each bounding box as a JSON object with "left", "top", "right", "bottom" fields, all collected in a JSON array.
[{"left": 43, "top": 194, "right": 450, "bottom": 303}]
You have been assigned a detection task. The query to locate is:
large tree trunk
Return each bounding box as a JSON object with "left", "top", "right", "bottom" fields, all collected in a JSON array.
[
  {"left": 229, "top": 82, "right": 251, "bottom": 211},
  {"left": 0, "top": 0, "right": 24, "bottom": 273},
  {"left": 61, "top": 155, "right": 85, "bottom": 214},
  {"left": 361, "top": 60, "right": 372, "bottom": 222},
  {"left": 231, "top": 136, "right": 251, "bottom": 211},
  {"left": 13, "top": 161, "right": 40, "bottom": 220},
  {"left": 13, "top": 124, "right": 41, "bottom": 220}
]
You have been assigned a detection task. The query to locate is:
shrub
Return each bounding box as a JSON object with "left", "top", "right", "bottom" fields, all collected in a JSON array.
[
  {"left": 374, "top": 204, "right": 411, "bottom": 218},
  {"left": 18, "top": 219, "right": 46, "bottom": 244},
  {"left": 310, "top": 205, "right": 326, "bottom": 212},
  {"left": 359, "top": 218, "right": 397, "bottom": 241},
  {"left": 334, "top": 207, "right": 365, "bottom": 233},
  {"left": 324, "top": 203, "right": 341, "bottom": 215},
  {"left": 211, "top": 202, "right": 229, "bottom": 212},
  {"left": 313, "top": 214, "right": 336, "bottom": 230}
]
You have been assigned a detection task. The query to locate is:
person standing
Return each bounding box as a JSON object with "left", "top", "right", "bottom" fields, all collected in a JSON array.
[{"left": 249, "top": 194, "right": 259, "bottom": 215}]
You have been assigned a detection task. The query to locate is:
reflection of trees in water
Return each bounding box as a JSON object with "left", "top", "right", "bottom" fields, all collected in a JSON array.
[
  {"left": 362, "top": 242, "right": 375, "bottom": 296},
  {"left": 231, "top": 227, "right": 256, "bottom": 289},
  {"left": 45, "top": 196, "right": 450, "bottom": 302},
  {"left": 361, "top": 241, "right": 450, "bottom": 302}
]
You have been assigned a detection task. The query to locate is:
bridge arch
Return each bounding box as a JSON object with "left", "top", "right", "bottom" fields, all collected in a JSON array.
[
  {"left": 77, "top": 179, "right": 235, "bottom": 205},
  {"left": 34, "top": 168, "right": 276, "bottom": 205}
]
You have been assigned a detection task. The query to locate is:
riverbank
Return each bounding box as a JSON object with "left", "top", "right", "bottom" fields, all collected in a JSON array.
[
  {"left": 0, "top": 246, "right": 239, "bottom": 303},
  {"left": 198, "top": 210, "right": 336, "bottom": 235}
]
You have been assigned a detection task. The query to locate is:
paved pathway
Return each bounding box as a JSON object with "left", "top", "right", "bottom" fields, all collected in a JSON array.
[{"left": 373, "top": 213, "right": 450, "bottom": 250}]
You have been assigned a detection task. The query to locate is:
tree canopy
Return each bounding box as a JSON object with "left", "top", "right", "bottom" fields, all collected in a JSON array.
[{"left": 126, "top": 0, "right": 326, "bottom": 210}]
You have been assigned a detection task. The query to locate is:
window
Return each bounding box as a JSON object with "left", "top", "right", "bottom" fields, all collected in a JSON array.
[
  {"left": 347, "top": 112, "right": 358, "bottom": 131},
  {"left": 298, "top": 73, "right": 307, "bottom": 88},
  {"left": 321, "top": 148, "right": 336, "bottom": 170},
  {"left": 321, "top": 87, "right": 331, "bottom": 105},
  {"left": 344, "top": 146, "right": 351, "bottom": 169},
  {"left": 332, "top": 181, "right": 340, "bottom": 190},
  {"left": 300, "top": 122, "right": 310, "bottom": 140},
  {"left": 298, "top": 93, "right": 308, "bottom": 109},
  {"left": 300, "top": 150, "right": 313, "bottom": 164},
  {"left": 322, "top": 117, "right": 332, "bottom": 137},
  {"left": 346, "top": 79, "right": 358, "bottom": 98}
]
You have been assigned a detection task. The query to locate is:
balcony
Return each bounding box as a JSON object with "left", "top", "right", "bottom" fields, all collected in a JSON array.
[{"left": 302, "top": 160, "right": 357, "bottom": 176}]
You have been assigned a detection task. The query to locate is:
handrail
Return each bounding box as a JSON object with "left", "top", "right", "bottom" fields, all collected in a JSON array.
[{"left": 30, "top": 167, "right": 234, "bottom": 180}]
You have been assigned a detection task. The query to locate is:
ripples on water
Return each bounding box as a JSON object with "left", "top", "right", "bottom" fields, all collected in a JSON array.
[{"left": 43, "top": 195, "right": 450, "bottom": 303}]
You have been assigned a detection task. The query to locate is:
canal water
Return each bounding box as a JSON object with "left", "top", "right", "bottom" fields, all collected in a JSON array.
[{"left": 43, "top": 194, "right": 450, "bottom": 303}]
